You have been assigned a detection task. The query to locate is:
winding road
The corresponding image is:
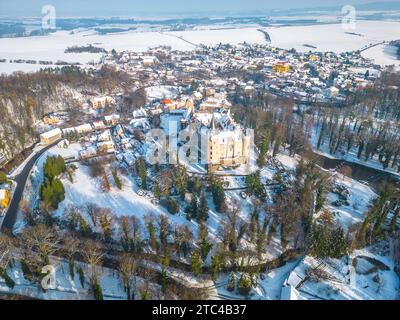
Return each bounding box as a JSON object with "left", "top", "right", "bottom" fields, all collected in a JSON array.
[{"left": 0, "top": 140, "right": 60, "bottom": 235}]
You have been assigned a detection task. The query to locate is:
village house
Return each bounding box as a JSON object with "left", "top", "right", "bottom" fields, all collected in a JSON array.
[
  {"left": 40, "top": 128, "right": 62, "bottom": 145},
  {"left": 0, "top": 188, "right": 10, "bottom": 209},
  {"left": 43, "top": 115, "right": 60, "bottom": 125},
  {"left": 92, "top": 120, "right": 107, "bottom": 131},
  {"left": 90, "top": 96, "right": 116, "bottom": 109},
  {"left": 75, "top": 123, "right": 94, "bottom": 135},
  {"left": 104, "top": 114, "right": 121, "bottom": 126},
  {"left": 79, "top": 146, "right": 97, "bottom": 160}
]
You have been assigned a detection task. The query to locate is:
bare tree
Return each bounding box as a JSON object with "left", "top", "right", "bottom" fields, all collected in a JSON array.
[
  {"left": 62, "top": 234, "right": 80, "bottom": 279},
  {"left": 20, "top": 224, "right": 59, "bottom": 266},
  {"left": 80, "top": 239, "right": 104, "bottom": 285},
  {"left": 119, "top": 254, "right": 137, "bottom": 300},
  {"left": 119, "top": 215, "right": 143, "bottom": 253},
  {"left": 20, "top": 199, "right": 34, "bottom": 226},
  {"left": 86, "top": 203, "right": 99, "bottom": 227},
  {"left": 172, "top": 224, "right": 192, "bottom": 258},
  {"left": 0, "top": 234, "right": 14, "bottom": 272}
]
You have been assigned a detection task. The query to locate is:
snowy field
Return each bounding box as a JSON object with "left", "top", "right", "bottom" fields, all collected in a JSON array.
[
  {"left": 267, "top": 20, "right": 400, "bottom": 52},
  {"left": 1, "top": 20, "right": 399, "bottom": 74},
  {"left": 0, "top": 27, "right": 265, "bottom": 74},
  {"left": 362, "top": 43, "right": 400, "bottom": 66}
]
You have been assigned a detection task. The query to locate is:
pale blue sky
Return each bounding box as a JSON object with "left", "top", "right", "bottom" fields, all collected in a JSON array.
[{"left": 0, "top": 0, "right": 399, "bottom": 17}]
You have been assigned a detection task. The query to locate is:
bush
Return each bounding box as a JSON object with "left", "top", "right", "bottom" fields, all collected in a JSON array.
[
  {"left": 166, "top": 197, "right": 180, "bottom": 214},
  {"left": 0, "top": 171, "right": 8, "bottom": 185},
  {"left": 237, "top": 274, "right": 252, "bottom": 296},
  {"left": 92, "top": 281, "right": 103, "bottom": 300}
]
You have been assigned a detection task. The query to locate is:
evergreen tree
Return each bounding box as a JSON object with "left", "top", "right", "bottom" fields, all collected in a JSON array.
[
  {"left": 172, "top": 165, "right": 188, "bottom": 199},
  {"left": 0, "top": 172, "right": 8, "bottom": 185},
  {"left": 245, "top": 170, "right": 262, "bottom": 196},
  {"left": 190, "top": 250, "right": 202, "bottom": 276},
  {"left": 77, "top": 266, "right": 85, "bottom": 288},
  {"left": 210, "top": 253, "right": 224, "bottom": 282},
  {"left": 148, "top": 222, "right": 158, "bottom": 252},
  {"left": 197, "top": 223, "right": 213, "bottom": 262},
  {"left": 40, "top": 156, "right": 66, "bottom": 210},
  {"left": 257, "top": 132, "right": 270, "bottom": 167},
  {"left": 197, "top": 193, "right": 209, "bottom": 222},
  {"left": 166, "top": 197, "right": 180, "bottom": 214},
  {"left": 211, "top": 178, "right": 226, "bottom": 213},
  {"left": 136, "top": 157, "right": 147, "bottom": 189},
  {"left": 227, "top": 272, "right": 235, "bottom": 292},
  {"left": 161, "top": 267, "right": 167, "bottom": 294},
  {"left": 308, "top": 222, "right": 347, "bottom": 258},
  {"left": 190, "top": 176, "right": 202, "bottom": 195},
  {"left": 237, "top": 274, "right": 252, "bottom": 296},
  {"left": 187, "top": 195, "right": 198, "bottom": 220},
  {"left": 154, "top": 182, "right": 161, "bottom": 200}
]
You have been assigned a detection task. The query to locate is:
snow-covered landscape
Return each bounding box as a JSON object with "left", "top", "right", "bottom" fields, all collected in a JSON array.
[
  {"left": 0, "top": 0, "right": 400, "bottom": 305},
  {"left": 0, "top": 19, "right": 399, "bottom": 74}
]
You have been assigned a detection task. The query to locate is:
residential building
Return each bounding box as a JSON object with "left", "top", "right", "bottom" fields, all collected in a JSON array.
[{"left": 40, "top": 128, "right": 62, "bottom": 145}]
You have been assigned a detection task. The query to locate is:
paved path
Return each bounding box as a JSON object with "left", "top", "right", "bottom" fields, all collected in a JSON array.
[{"left": 1, "top": 141, "right": 59, "bottom": 234}]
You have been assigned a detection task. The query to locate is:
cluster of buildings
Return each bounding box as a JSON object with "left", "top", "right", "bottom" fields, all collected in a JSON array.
[
  {"left": 102, "top": 43, "right": 382, "bottom": 106},
  {"left": 111, "top": 89, "right": 251, "bottom": 172},
  {"left": 40, "top": 114, "right": 120, "bottom": 145},
  {"left": 37, "top": 43, "right": 385, "bottom": 175}
]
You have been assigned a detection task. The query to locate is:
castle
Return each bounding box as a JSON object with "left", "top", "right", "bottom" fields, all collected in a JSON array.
[{"left": 195, "top": 109, "right": 251, "bottom": 172}]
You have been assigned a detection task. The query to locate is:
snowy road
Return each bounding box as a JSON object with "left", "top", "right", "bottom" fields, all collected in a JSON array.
[{"left": 0, "top": 140, "right": 60, "bottom": 234}]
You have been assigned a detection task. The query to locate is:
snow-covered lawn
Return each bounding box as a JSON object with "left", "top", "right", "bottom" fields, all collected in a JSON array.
[
  {"left": 145, "top": 85, "right": 179, "bottom": 101},
  {"left": 284, "top": 242, "right": 399, "bottom": 300},
  {"left": 325, "top": 173, "right": 376, "bottom": 232},
  {"left": 0, "top": 256, "right": 162, "bottom": 300}
]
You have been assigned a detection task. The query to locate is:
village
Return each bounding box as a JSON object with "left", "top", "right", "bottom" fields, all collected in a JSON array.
[
  {"left": 0, "top": 39, "right": 398, "bottom": 301},
  {"left": 103, "top": 43, "right": 383, "bottom": 105},
  {"left": 32, "top": 41, "right": 386, "bottom": 174}
]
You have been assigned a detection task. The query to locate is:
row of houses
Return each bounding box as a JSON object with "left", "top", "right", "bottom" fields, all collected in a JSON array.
[{"left": 40, "top": 114, "right": 121, "bottom": 145}]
